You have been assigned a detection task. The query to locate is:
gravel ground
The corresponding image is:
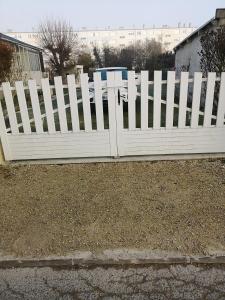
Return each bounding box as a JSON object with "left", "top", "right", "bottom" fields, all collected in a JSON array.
[{"left": 0, "top": 159, "right": 225, "bottom": 257}]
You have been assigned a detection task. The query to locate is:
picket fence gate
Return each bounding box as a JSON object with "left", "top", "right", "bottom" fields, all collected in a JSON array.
[{"left": 0, "top": 70, "right": 225, "bottom": 161}]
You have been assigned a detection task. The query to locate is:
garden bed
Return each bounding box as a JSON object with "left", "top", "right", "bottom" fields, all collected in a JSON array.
[{"left": 0, "top": 159, "right": 225, "bottom": 258}]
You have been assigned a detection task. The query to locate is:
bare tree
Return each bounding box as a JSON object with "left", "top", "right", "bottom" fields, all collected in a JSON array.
[
  {"left": 77, "top": 51, "right": 95, "bottom": 73},
  {"left": 93, "top": 46, "right": 120, "bottom": 68},
  {"left": 198, "top": 27, "right": 225, "bottom": 76},
  {"left": 39, "top": 20, "right": 77, "bottom": 79},
  {"left": 103, "top": 46, "right": 121, "bottom": 67},
  {"left": 118, "top": 46, "right": 135, "bottom": 70},
  {"left": 145, "top": 51, "right": 175, "bottom": 79},
  {"left": 92, "top": 39, "right": 163, "bottom": 73},
  {"left": 93, "top": 46, "right": 103, "bottom": 68},
  {"left": 133, "top": 39, "right": 162, "bottom": 72},
  {"left": 198, "top": 27, "right": 225, "bottom": 110}
]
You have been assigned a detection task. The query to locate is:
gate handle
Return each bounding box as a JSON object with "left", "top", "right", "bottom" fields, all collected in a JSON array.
[{"left": 118, "top": 89, "right": 121, "bottom": 105}]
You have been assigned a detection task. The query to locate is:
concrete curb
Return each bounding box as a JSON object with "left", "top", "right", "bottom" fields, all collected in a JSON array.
[
  {"left": 10, "top": 153, "right": 225, "bottom": 166},
  {"left": 1, "top": 255, "right": 225, "bottom": 269}
]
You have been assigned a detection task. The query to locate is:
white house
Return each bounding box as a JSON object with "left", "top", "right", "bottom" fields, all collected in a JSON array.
[
  {"left": 0, "top": 33, "right": 44, "bottom": 85},
  {"left": 174, "top": 9, "right": 225, "bottom": 77}
]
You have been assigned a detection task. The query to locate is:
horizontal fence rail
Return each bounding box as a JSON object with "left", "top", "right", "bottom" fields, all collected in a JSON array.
[
  {"left": 0, "top": 72, "right": 224, "bottom": 135},
  {"left": 0, "top": 70, "right": 225, "bottom": 161}
]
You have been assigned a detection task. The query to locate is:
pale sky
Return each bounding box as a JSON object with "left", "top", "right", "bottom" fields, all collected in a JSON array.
[{"left": 0, "top": 0, "right": 224, "bottom": 32}]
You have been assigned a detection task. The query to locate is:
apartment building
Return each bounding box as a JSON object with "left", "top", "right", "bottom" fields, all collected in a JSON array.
[{"left": 6, "top": 25, "right": 196, "bottom": 52}]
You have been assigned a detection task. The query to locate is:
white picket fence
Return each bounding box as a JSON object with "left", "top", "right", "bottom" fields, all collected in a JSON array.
[{"left": 0, "top": 70, "right": 225, "bottom": 161}]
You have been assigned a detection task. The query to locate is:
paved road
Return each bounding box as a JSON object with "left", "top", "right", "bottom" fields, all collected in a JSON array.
[{"left": 0, "top": 264, "right": 225, "bottom": 299}]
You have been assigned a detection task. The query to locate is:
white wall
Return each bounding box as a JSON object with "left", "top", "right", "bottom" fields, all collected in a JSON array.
[
  {"left": 24, "top": 71, "right": 43, "bottom": 86},
  {"left": 15, "top": 46, "right": 44, "bottom": 84},
  {"left": 175, "top": 36, "right": 202, "bottom": 78}
]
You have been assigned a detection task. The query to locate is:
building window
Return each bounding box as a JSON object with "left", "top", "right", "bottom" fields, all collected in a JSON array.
[
  {"left": 28, "top": 51, "right": 41, "bottom": 71},
  {"left": 164, "top": 42, "right": 171, "bottom": 47}
]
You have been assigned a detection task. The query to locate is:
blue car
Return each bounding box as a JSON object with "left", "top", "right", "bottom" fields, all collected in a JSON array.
[{"left": 96, "top": 67, "right": 128, "bottom": 80}]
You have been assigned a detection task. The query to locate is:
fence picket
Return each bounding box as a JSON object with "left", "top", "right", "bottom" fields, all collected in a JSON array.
[
  {"left": 2, "top": 82, "right": 18, "bottom": 134},
  {"left": 28, "top": 80, "right": 43, "bottom": 133},
  {"left": 41, "top": 78, "right": 55, "bottom": 134},
  {"left": 67, "top": 74, "right": 80, "bottom": 132},
  {"left": 166, "top": 71, "right": 175, "bottom": 129},
  {"left": 15, "top": 81, "right": 31, "bottom": 134},
  {"left": 178, "top": 72, "right": 189, "bottom": 128},
  {"left": 141, "top": 71, "right": 149, "bottom": 130},
  {"left": 216, "top": 72, "right": 225, "bottom": 127},
  {"left": 128, "top": 71, "right": 136, "bottom": 130},
  {"left": 203, "top": 72, "right": 216, "bottom": 127},
  {"left": 107, "top": 72, "right": 117, "bottom": 156},
  {"left": 54, "top": 76, "right": 68, "bottom": 133},
  {"left": 0, "top": 100, "right": 12, "bottom": 160},
  {"left": 80, "top": 73, "right": 92, "bottom": 131},
  {"left": 153, "top": 71, "right": 162, "bottom": 129},
  {"left": 191, "top": 72, "right": 202, "bottom": 128},
  {"left": 94, "top": 72, "right": 104, "bottom": 131}
]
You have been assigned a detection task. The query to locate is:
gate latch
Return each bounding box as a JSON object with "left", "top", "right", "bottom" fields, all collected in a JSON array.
[{"left": 118, "top": 89, "right": 121, "bottom": 105}]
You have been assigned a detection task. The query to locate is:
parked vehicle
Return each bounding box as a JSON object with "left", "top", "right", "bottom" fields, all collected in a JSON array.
[
  {"left": 89, "top": 67, "right": 128, "bottom": 103},
  {"left": 96, "top": 67, "right": 128, "bottom": 80}
]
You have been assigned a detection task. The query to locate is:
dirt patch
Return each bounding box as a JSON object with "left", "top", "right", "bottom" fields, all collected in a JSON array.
[{"left": 0, "top": 159, "right": 225, "bottom": 258}]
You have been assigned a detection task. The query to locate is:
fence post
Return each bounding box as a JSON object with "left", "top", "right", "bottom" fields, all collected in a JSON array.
[{"left": 0, "top": 141, "right": 5, "bottom": 165}]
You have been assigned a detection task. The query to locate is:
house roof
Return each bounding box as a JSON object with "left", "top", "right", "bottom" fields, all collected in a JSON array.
[
  {"left": 174, "top": 8, "right": 225, "bottom": 52},
  {"left": 0, "top": 32, "right": 42, "bottom": 52},
  {"left": 173, "top": 18, "right": 215, "bottom": 51}
]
